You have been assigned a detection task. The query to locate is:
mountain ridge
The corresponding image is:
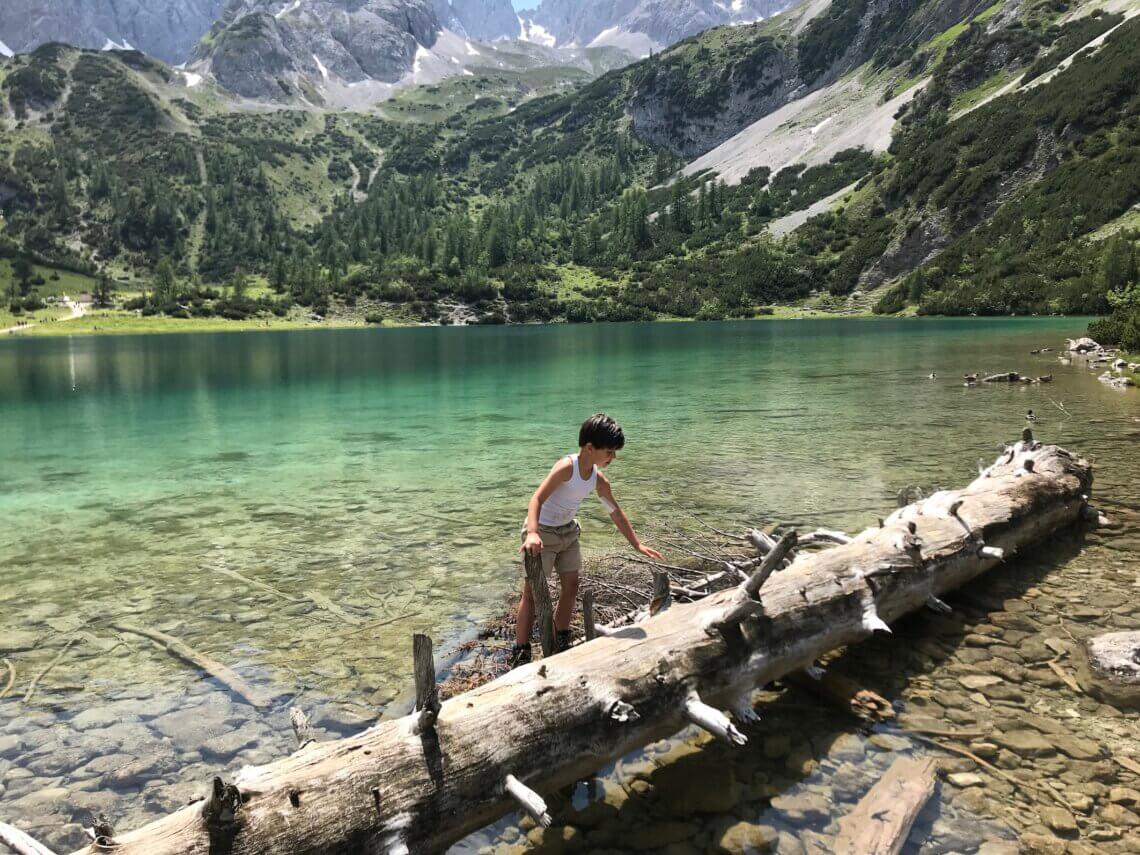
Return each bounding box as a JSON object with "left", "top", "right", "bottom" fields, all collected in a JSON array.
[
  {"left": 0, "top": 0, "right": 228, "bottom": 64},
  {"left": 1, "top": 0, "right": 1137, "bottom": 330}
]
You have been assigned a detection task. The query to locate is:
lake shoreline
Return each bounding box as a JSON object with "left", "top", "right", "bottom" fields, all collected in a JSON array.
[{"left": 0, "top": 307, "right": 1098, "bottom": 340}]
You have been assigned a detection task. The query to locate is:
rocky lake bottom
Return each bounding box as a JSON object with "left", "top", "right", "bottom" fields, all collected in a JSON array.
[{"left": 1, "top": 319, "right": 1137, "bottom": 853}]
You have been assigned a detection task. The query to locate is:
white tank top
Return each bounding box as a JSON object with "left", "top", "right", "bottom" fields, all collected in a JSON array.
[{"left": 538, "top": 453, "right": 597, "bottom": 527}]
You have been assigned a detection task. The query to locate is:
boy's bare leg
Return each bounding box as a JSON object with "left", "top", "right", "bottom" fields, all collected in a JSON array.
[
  {"left": 555, "top": 572, "right": 580, "bottom": 631},
  {"left": 516, "top": 581, "right": 535, "bottom": 645}
]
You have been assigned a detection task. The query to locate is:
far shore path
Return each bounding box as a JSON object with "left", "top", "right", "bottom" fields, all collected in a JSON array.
[{"left": 2, "top": 299, "right": 88, "bottom": 335}]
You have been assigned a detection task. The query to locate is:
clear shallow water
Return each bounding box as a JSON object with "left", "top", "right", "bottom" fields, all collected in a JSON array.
[{"left": 1, "top": 318, "right": 1138, "bottom": 852}]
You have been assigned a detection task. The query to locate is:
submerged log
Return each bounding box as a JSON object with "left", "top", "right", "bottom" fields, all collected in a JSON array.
[
  {"left": 833, "top": 755, "right": 939, "bottom": 855},
  {"left": 110, "top": 622, "right": 274, "bottom": 709},
  {"left": 785, "top": 668, "right": 896, "bottom": 722},
  {"left": 64, "top": 442, "right": 1090, "bottom": 855}
]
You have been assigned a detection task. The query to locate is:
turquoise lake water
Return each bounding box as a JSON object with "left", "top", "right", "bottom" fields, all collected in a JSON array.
[{"left": 1, "top": 318, "right": 1138, "bottom": 852}]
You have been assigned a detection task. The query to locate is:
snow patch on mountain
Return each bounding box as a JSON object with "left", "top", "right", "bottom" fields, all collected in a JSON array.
[
  {"left": 181, "top": 70, "right": 204, "bottom": 86},
  {"left": 101, "top": 37, "right": 136, "bottom": 51},
  {"left": 0, "top": 38, "right": 12, "bottom": 58},
  {"left": 518, "top": 16, "right": 556, "bottom": 47},
  {"left": 277, "top": 0, "right": 302, "bottom": 18},
  {"left": 587, "top": 26, "right": 657, "bottom": 56},
  {"left": 313, "top": 53, "right": 329, "bottom": 80},
  {"left": 412, "top": 44, "right": 431, "bottom": 76}
]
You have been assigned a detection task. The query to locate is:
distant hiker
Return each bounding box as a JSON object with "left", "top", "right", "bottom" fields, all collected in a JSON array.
[
  {"left": 1026, "top": 409, "right": 1037, "bottom": 422},
  {"left": 510, "top": 413, "right": 663, "bottom": 667},
  {"left": 928, "top": 372, "right": 937, "bottom": 379}
]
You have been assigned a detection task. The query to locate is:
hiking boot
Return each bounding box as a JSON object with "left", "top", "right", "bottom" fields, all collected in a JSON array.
[
  {"left": 556, "top": 630, "right": 572, "bottom": 653},
  {"left": 508, "top": 643, "right": 532, "bottom": 668}
]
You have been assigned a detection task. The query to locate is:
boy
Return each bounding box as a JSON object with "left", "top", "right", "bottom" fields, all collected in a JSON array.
[{"left": 510, "top": 413, "right": 663, "bottom": 667}]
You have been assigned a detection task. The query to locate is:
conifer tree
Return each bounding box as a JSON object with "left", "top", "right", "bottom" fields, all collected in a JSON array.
[{"left": 153, "top": 258, "right": 177, "bottom": 305}]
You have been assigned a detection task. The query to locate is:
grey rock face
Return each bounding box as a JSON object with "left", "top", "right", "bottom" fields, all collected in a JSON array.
[
  {"left": 0, "top": 0, "right": 228, "bottom": 63},
  {"left": 197, "top": 0, "right": 440, "bottom": 99},
  {"left": 626, "top": 38, "right": 799, "bottom": 158},
  {"left": 434, "top": 0, "right": 518, "bottom": 40},
  {"left": 524, "top": 0, "right": 791, "bottom": 49}
]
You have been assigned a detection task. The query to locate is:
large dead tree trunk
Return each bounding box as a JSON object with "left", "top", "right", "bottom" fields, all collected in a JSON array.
[{"left": 60, "top": 440, "right": 1091, "bottom": 855}]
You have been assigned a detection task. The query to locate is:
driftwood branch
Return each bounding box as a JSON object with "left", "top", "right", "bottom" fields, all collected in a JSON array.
[
  {"left": 0, "top": 658, "right": 14, "bottom": 699},
  {"left": 110, "top": 622, "right": 274, "bottom": 709},
  {"left": 62, "top": 442, "right": 1091, "bottom": 855},
  {"left": 23, "top": 636, "right": 77, "bottom": 705},
  {"left": 834, "top": 755, "right": 938, "bottom": 854},
  {"left": 0, "top": 822, "right": 58, "bottom": 855}
]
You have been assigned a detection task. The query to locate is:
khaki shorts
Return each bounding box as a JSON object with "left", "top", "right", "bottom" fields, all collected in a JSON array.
[{"left": 521, "top": 520, "right": 582, "bottom": 577}]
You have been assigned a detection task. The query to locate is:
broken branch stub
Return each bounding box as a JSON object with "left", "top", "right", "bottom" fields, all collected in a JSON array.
[
  {"left": 581, "top": 590, "right": 597, "bottom": 641},
  {"left": 413, "top": 633, "right": 441, "bottom": 734},
  {"left": 710, "top": 531, "right": 799, "bottom": 632},
  {"left": 503, "top": 775, "right": 551, "bottom": 828},
  {"left": 743, "top": 531, "right": 799, "bottom": 598},
  {"left": 289, "top": 707, "right": 315, "bottom": 748},
  {"left": 64, "top": 443, "right": 1091, "bottom": 855},
  {"left": 684, "top": 693, "right": 747, "bottom": 746},
  {"left": 523, "top": 552, "right": 556, "bottom": 658},
  {"left": 648, "top": 570, "right": 672, "bottom": 617}
]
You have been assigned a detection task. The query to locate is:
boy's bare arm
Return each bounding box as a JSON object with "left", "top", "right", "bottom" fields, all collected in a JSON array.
[
  {"left": 596, "top": 473, "right": 664, "bottom": 560},
  {"left": 521, "top": 457, "right": 574, "bottom": 555}
]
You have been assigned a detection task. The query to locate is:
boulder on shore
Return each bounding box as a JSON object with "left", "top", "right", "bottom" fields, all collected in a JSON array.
[
  {"left": 1078, "top": 631, "right": 1140, "bottom": 708},
  {"left": 1067, "top": 337, "right": 1102, "bottom": 354}
]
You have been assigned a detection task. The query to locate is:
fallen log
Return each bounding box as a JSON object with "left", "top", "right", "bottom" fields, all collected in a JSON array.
[
  {"left": 63, "top": 441, "right": 1090, "bottom": 855},
  {"left": 833, "top": 755, "right": 938, "bottom": 855}
]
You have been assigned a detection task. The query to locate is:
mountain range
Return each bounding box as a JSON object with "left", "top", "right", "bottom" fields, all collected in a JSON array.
[
  {"left": 0, "top": 0, "right": 799, "bottom": 103},
  {"left": 1, "top": 0, "right": 1137, "bottom": 330}
]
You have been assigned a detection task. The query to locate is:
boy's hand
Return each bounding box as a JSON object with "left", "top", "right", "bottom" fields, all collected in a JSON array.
[
  {"left": 636, "top": 542, "right": 664, "bottom": 560},
  {"left": 521, "top": 531, "right": 543, "bottom": 556}
]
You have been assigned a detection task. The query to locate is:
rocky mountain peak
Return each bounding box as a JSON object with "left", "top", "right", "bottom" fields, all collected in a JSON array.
[
  {"left": 194, "top": 0, "right": 440, "bottom": 99},
  {"left": 433, "top": 0, "right": 519, "bottom": 40},
  {"left": 0, "top": 0, "right": 228, "bottom": 63},
  {"left": 518, "top": 0, "right": 795, "bottom": 53}
]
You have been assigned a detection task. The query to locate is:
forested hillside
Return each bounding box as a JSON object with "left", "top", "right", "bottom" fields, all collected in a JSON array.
[{"left": 0, "top": 0, "right": 1137, "bottom": 335}]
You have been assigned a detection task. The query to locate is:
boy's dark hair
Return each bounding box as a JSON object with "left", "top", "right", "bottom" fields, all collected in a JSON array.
[{"left": 579, "top": 413, "right": 625, "bottom": 449}]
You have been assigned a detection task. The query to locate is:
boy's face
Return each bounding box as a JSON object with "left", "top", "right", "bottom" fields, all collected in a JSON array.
[{"left": 587, "top": 444, "right": 619, "bottom": 467}]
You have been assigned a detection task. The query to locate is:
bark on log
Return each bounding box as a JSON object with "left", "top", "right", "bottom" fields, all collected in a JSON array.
[
  {"left": 833, "top": 755, "right": 938, "bottom": 855},
  {"left": 65, "top": 442, "right": 1091, "bottom": 855}
]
